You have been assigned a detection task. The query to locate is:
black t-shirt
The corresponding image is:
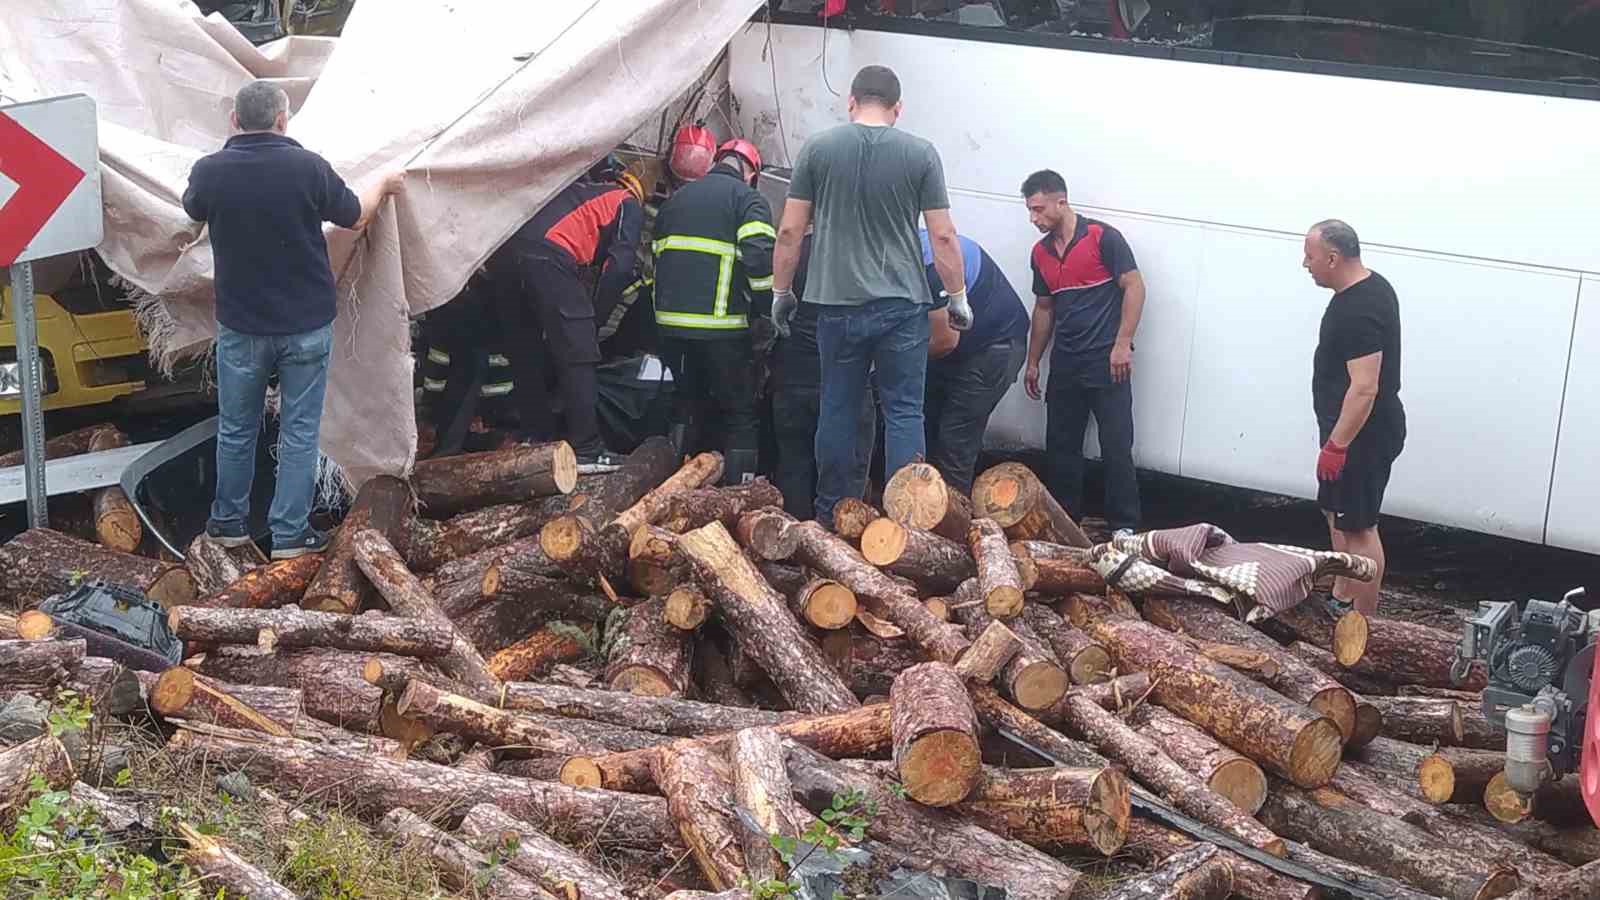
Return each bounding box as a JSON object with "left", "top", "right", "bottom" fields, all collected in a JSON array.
[
  {"left": 1313, "top": 271, "right": 1405, "bottom": 454},
  {"left": 772, "top": 234, "right": 822, "bottom": 389}
]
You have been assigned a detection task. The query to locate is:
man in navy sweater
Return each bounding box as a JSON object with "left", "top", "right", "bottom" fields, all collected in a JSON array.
[{"left": 183, "top": 80, "right": 403, "bottom": 559}]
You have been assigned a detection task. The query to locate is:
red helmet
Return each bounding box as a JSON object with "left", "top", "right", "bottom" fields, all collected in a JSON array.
[
  {"left": 669, "top": 124, "right": 716, "bottom": 181},
  {"left": 715, "top": 139, "right": 762, "bottom": 183}
]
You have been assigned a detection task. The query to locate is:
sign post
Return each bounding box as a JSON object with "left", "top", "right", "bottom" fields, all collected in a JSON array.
[{"left": 0, "top": 94, "right": 103, "bottom": 528}]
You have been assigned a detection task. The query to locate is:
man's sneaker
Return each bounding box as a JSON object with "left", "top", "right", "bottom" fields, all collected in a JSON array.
[
  {"left": 576, "top": 451, "right": 623, "bottom": 475},
  {"left": 205, "top": 520, "right": 254, "bottom": 549},
  {"left": 1312, "top": 591, "right": 1355, "bottom": 620},
  {"left": 272, "top": 529, "right": 331, "bottom": 560}
]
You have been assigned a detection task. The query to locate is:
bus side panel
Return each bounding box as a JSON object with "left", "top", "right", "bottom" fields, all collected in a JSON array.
[{"left": 1545, "top": 275, "right": 1600, "bottom": 554}]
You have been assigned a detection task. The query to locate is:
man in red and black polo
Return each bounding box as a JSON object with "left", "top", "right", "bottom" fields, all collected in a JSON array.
[{"left": 1021, "top": 169, "right": 1146, "bottom": 534}]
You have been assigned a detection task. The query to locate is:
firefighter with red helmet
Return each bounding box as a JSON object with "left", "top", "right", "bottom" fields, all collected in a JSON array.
[{"left": 651, "top": 138, "right": 775, "bottom": 483}]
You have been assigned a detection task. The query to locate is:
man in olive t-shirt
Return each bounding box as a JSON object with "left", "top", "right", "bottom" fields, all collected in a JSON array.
[{"left": 770, "top": 65, "right": 969, "bottom": 527}]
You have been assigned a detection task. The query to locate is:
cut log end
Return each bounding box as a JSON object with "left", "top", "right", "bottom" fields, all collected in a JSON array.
[
  {"left": 985, "top": 586, "right": 1025, "bottom": 620},
  {"left": 860, "top": 518, "right": 908, "bottom": 566},
  {"left": 899, "top": 728, "right": 982, "bottom": 807},
  {"left": 549, "top": 442, "right": 579, "bottom": 495},
  {"left": 1287, "top": 717, "right": 1346, "bottom": 789},
  {"left": 1309, "top": 688, "right": 1358, "bottom": 744},
  {"left": 1484, "top": 771, "right": 1532, "bottom": 824},
  {"left": 1351, "top": 701, "right": 1383, "bottom": 748},
  {"left": 150, "top": 570, "right": 199, "bottom": 608},
  {"left": 1334, "top": 610, "right": 1370, "bottom": 667},
  {"left": 664, "top": 587, "right": 710, "bottom": 631},
  {"left": 558, "top": 757, "right": 604, "bottom": 788},
  {"left": 1420, "top": 754, "right": 1458, "bottom": 805},
  {"left": 609, "top": 666, "right": 676, "bottom": 698},
  {"left": 15, "top": 610, "right": 53, "bottom": 641},
  {"left": 1084, "top": 769, "right": 1134, "bottom": 856},
  {"left": 1210, "top": 758, "right": 1270, "bottom": 816},
  {"left": 923, "top": 596, "right": 949, "bottom": 622},
  {"left": 971, "top": 467, "right": 1026, "bottom": 527},
  {"left": 1011, "top": 659, "right": 1069, "bottom": 711},
  {"left": 883, "top": 463, "right": 951, "bottom": 533},
  {"left": 1067, "top": 645, "right": 1113, "bottom": 685},
  {"left": 798, "top": 581, "right": 857, "bottom": 631},
  {"left": 539, "top": 517, "right": 587, "bottom": 562}
]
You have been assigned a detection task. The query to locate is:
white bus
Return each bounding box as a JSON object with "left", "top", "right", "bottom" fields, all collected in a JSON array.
[{"left": 730, "top": 2, "right": 1600, "bottom": 554}]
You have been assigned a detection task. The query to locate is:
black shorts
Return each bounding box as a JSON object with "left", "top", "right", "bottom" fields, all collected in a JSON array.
[{"left": 1318, "top": 453, "right": 1394, "bottom": 532}]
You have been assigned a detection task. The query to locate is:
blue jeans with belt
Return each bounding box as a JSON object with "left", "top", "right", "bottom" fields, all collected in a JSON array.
[
  {"left": 211, "top": 322, "right": 333, "bottom": 548},
  {"left": 813, "top": 298, "right": 929, "bottom": 527}
]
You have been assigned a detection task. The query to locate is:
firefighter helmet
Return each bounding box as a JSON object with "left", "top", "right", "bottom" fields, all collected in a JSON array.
[
  {"left": 715, "top": 139, "right": 762, "bottom": 185},
  {"left": 668, "top": 124, "right": 716, "bottom": 182}
]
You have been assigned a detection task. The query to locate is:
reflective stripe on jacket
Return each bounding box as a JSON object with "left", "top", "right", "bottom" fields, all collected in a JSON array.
[{"left": 651, "top": 164, "right": 774, "bottom": 338}]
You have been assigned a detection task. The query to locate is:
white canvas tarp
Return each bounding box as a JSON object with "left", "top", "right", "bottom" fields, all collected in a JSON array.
[{"left": 0, "top": 0, "right": 763, "bottom": 488}]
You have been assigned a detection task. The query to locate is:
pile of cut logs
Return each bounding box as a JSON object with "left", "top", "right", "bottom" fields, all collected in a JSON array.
[{"left": 2, "top": 434, "right": 1598, "bottom": 899}]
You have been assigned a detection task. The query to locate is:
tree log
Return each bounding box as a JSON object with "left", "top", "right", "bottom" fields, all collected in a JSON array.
[
  {"left": 175, "top": 822, "right": 297, "bottom": 900},
  {"left": 1132, "top": 704, "right": 1269, "bottom": 815},
  {"left": 302, "top": 475, "right": 411, "bottom": 614},
  {"left": 376, "top": 807, "right": 558, "bottom": 899},
  {"left": 652, "top": 740, "right": 747, "bottom": 890},
  {"left": 0, "top": 423, "right": 120, "bottom": 467},
  {"left": 1144, "top": 595, "right": 1357, "bottom": 743},
  {"left": 0, "top": 637, "right": 85, "bottom": 689},
  {"left": 969, "top": 518, "right": 1026, "bottom": 618},
  {"left": 733, "top": 507, "right": 800, "bottom": 561},
  {"left": 499, "top": 682, "right": 791, "bottom": 737},
  {"left": 351, "top": 527, "right": 499, "bottom": 699},
  {"left": 1028, "top": 558, "right": 1106, "bottom": 597},
  {"left": 972, "top": 462, "right": 1090, "bottom": 547},
  {"left": 169, "top": 605, "right": 453, "bottom": 658},
  {"left": 1082, "top": 615, "right": 1344, "bottom": 788},
  {"left": 405, "top": 500, "right": 556, "bottom": 573},
  {"left": 1021, "top": 605, "right": 1112, "bottom": 685},
  {"left": 190, "top": 554, "right": 323, "bottom": 611},
  {"left": 1283, "top": 639, "right": 1397, "bottom": 696},
  {"left": 958, "top": 764, "right": 1130, "bottom": 856},
  {"left": 1457, "top": 699, "right": 1506, "bottom": 751},
  {"left": 1270, "top": 602, "right": 1369, "bottom": 667},
  {"left": 823, "top": 632, "right": 928, "bottom": 698},
  {"left": 412, "top": 442, "right": 578, "bottom": 518},
  {"left": 0, "top": 527, "right": 195, "bottom": 608},
  {"left": 605, "top": 598, "right": 691, "bottom": 697},
  {"left": 675, "top": 522, "right": 858, "bottom": 713},
  {"left": 788, "top": 577, "right": 856, "bottom": 631},
  {"left": 860, "top": 518, "right": 975, "bottom": 595},
  {"left": 544, "top": 452, "right": 723, "bottom": 582},
  {"left": 1350, "top": 699, "right": 1383, "bottom": 748},
  {"left": 151, "top": 668, "right": 291, "bottom": 736},
  {"left": 67, "top": 656, "right": 146, "bottom": 718},
  {"left": 551, "top": 436, "right": 681, "bottom": 524},
  {"left": 1444, "top": 806, "right": 1600, "bottom": 867},
  {"left": 883, "top": 462, "right": 973, "bottom": 543},
  {"left": 1504, "top": 859, "right": 1600, "bottom": 900},
  {"left": 458, "top": 803, "right": 630, "bottom": 900},
  {"left": 428, "top": 535, "right": 561, "bottom": 619},
  {"left": 485, "top": 624, "right": 593, "bottom": 682},
  {"left": 890, "top": 662, "right": 981, "bottom": 806},
  {"left": 729, "top": 727, "right": 804, "bottom": 884},
  {"left": 950, "top": 581, "right": 1067, "bottom": 710},
  {"left": 0, "top": 734, "right": 75, "bottom": 827},
  {"left": 1347, "top": 613, "right": 1489, "bottom": 690},
  {"left": 1102, "top": 843, "right": 1233, "bottom": 900},
  {"left": 627, "top": 524, "right": 683, "bottom": 596},
  {"left": 1353, "top": 736, "right": 1503, "bottom": 805},
  {"left": 1484, "top": 771, "right": 1595, "bottom": 827},
  {"left": 397, "top": 679, "right": 598, "bottom": 758},
  {"left": 1258, "top": 782, "right": 1521, "bottom": 900},
  {"left": 194, "top": 646, "right": 387, "bottom": 734},
  {"left": 1038, "top": 673, "right": 1156, "bottom": 723},
  {"left": 1123, "top": 821, "right": 1319, "bottom": 900},
  {"left": 1365, "top": 695, "right": 1465, "bottom": 745},
  {"left": 662, "top": 585, "right": 710, "bottom": 631},
  {"left": 830, "top": 496, "right": 882, "bottom": 542},
  {"left": 184, "top": 535, "right": 263, "bottom": 596},
  {"left": 784, "top": 741, "right": 1082, "bottom": 900},
  {"left": 660, "top": 480, "right": 784, "bottom": 533}
]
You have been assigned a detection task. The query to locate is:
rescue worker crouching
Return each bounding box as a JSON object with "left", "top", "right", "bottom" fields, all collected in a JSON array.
[{"left": 651, "top": 139, "right": 775, "bottom": 485}]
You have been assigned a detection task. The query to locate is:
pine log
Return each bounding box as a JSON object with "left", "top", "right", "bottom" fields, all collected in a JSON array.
[
  {"left": 396, "top": 679, "right": 597, "bottom": 759},
  {"left": 0, "top": 527, "right": 195, "bottom": 608},
  {"left": 660, "top": 479, "right": 784, "bottom": 533},
  {"left": 950, "top": 581, "right": 1067, "bottom": 710},
  {"left": 957, "top": 764, "right": 1130, "bottom": 855},
  {"left": 412, "top": 442, "right": 578, "bottom": 518},
  {"left": 733, "top": 507, "right": 800, "bottom": 561},
  {"left": 1144, "top": 595, "right": 1357, "bottom": 742},
  {"left": 1021, "top": 604, "right": 1112, "bottom": 685},
  {"left": 0, "top": 613, "right": 14, "bottom": 639},
  {"left": 883, "top": 462, "right": 973, "bottom": 543},
  {"left": 1270, "top": 602, "right": 1369, "bottom": 667},
  {"left": 351, "top": 528, "right": 499, "bottom": 699},
  {"left": 302, "top": 475, "right": 411, "bottom": 614},
  {"left": 627, "top": 524, "right": 683, "bottom": 596},
  {"left": 1123, "top": 821, "right": 1319, "bottom": 900},
  {"left": 1132, "top": 704, "right": 1269, "bottom": 815},
  {"left": 1484, "top": 771, "right": 1595, "bottom": 827},
  {"left": 1058, "top": 689, "right": 1285, "bottom": 855},
  {"left": 80, "top": 428, "right": 141, "bottom": 554},
  {"left": 550, "top": 436, "right": 680, "bottom": 524},
  {"left": 376, "top": 807, "right": 559, "bottom": 899},
  {"left": 860, "top": 518, "right": 974, "bottom": 595},
  {"left": 663, "top": 585, "right": 710, "bottom": 631},
  {"left": 1283, "top": 639, "right": 1396, "bottom": 697},
  {"left": 498, "top": 682, "right": 791, "bottom": 737},
  {"left": 428, "top": 535, "right": 559, "bottom": 619},
  {"left": 972, "top": 462, "right": 1090, "bottom": 547},
  {"left": 1028, "top": 558, "right": 1106, "bottom": 596},
  {"left": 1458, "top": 699, "right": 1506, "bottom": 751},
  {"left": 183, "top": 535, "right": 264, "bottom": 595},
  {"left": 175, "top": 822, "right": 297, "bottom": 900},
  {"left": 971, "top": 686, "right": 1112, "bottom": 772},
  {"left": 1503, "top": 859, "right": 1600, "bottom": 900},
  {"left": 1346, "top": 613, "right": 1489, "bottom": 690},
  {"left": 1102, "top": 843, "right": 1233, "bottom": 900},
  {"left": 889, "top": 662, "right": 981, "bottom": 806},
  {"left": 1365, "top": 695, "right": 1465, "bottom": 745},
  {"left": 1082, "top": 615, "right": 1344, "bottom": 788},
  {"left": 1351, "top": 700, "right": 1383, "bottom": 748},
  {"left": 0, "top": 423, "right": 119, "bottom": 467},
  {"left": 675, "top": 522, "right": 857, "bottom": 713},
  {"left": 822, "top": 632, "right": 927, "bottom": 698},
  {"left": 190, "top": 554, "right": 323, "bottom": 610},
  {"left": 652, "top": 740, "right": 747, "bottom": 890},
  {"left": 0, "top": 637, "right": 85, "bottom": 689},
  {"left": 969, "top": 518, "right": 1026, "bottom": 618},
  {"left": 1353, "top": 736, "right": 1502, "bottom": 804},
  {"left": 830, "top": 496, "right": 882, "bottom": 542},
  {"left": 458, "top": 803, "right": 630, "bottom": 900},
  {"left": 67, "top": 656, "right": 146, "bottom": 718},
  {"left": 788, "top": 577, "right": 856, "bottom": 631},
  {"left": 169, "top": 605, "right": 452, "bottom": 658},
  {"left": 150, "top": 668, "right": 291, "bottom": 736},
  {"left": 1258, "top": 782, "right": 1521, "bottom": 900},
  {"left": 784, "top": 741, "right": 1082, "bottom": 900},
  {"left": 1399, "top": 685, "right": 1484, "bottom": 701},
  {"left": 544, "top": 451, "right": 723, "bottom": 582},
  {"left": 194, "top": 646, "right": 387, "bottom": 734},
  {"left": 1040, "top": 673, "right": 1155, "bottom": 722},
  {"left": 0, "top": 734, "right": 75, "bottom": 827},
  {"left": 1059, "top": 590, "right": 1142, "bottom": 625},
  {"left": 1445, "top": 806, "right": 1600, "bottom": 867},
  {"left": 406, "top": 500, "right": 556, "bottom": 573},
  {"left": 605, "top": 598, "right": 691, "bottom": 697},
  {"left": 729, "top": 727, "right": 803, "bottom": 884},
  {"left": 484, "top": 624, "right": 593, "bottom": 681}
]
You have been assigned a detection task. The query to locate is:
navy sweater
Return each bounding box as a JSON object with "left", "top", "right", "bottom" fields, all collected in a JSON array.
[{"left": 183, "top": 133, "right": 362, "bottom": 335}]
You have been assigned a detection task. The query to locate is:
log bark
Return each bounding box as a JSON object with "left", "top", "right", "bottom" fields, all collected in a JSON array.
[
  {"left": 0, "top": 637, "right": 85, "bottom": 689},
  {"left": 15, "top": 611, "right": 173, "bottom": 673},
  {"left": 151, "top": 668, "right": 292, "bottom": 736},
  {"left": 302, "top": 475, "right": 411, "bottom": 614},
  {"left": 675, "top": 521, "right": 858, "bottom": 713},
  {"left": 730, "top": 727, "right": 803, "bottom": 884},
  {"left": 351, "top": 528, "right": 499, "bottom": 699},
  {"left": 190, "top": 554, "right": 323, "bottom": 610},
  {"left": 429, "top": 535, "right": 564, "bottom": 619},
  {"left": 890, "top": 662, "right": 981, "bottom": 806},
  {"left": 1144, "top": 595, "right": 1357, "bottom": 742},
  {"left": 1123, "top": 821, "right": 1318, "bottom": 900},
  {"left": 499, "top": 682, "right": 791, "bottom": 737},
  {"left": 194, "top": 646, "right": 387, "bottom": 734},
  {"left": 397, "top": 679, "right": 596, "bottom": 758},
  {"left": 170, "top": 723, "right": 672, "bottom": 847},
  {"left": 0, "top": 734, "right": 75, "bottom": 827},
  {"left": 950, "top": 581, "right": 1067, "bottom": 710},
  {"left": 183, "top": 535, "right": 263, "bottom": 594},
  {"left": 175, "top": 822, "right": 297, "bottom": 900},
  {"left": 1270, "top": 602, "right": 1369, "bottom": 667},
  {"left": 1021, "top": 604, "right": 1113, "bottom": 685},
  {"left": 1058, "top": 590, "right": 1142, "bottom": 626},
  {"left": 1354, "top": 736, "right": 1503, "bottom": 804},
  {"left": 733, "top": 507, "right": 799, "bottom": 561},
  {"left": 652, "top": 740, "right": 747, "bottom": 890},
  {"left": 1027, "top": 558, "right": 1106, "bottom": 597},
  {"left": 972, "top": 462, "right": 1090, "bottom": 547},
  {"left": 659, "top": 479, "right": 784, "bottom": 533},
  {"left": 412, "top": 442, "right": 578, "bottom": 518},
  {"left": 1058, "top": 689, "right": 1285, "bottom": 855},
  {"left": 605, "top": 598, "right": 691, "bottom": 697},
  {"left": 1132, "top": 704, "right": 1269, "bottom": 815},
  {"left": 376, "top": 807, "right": 558, "bottom": 899},
  {"left": 545, "top": 452, "right": 724, "bottom": 582},
  {"left": 1365, "top": 695, "right": 1465, "bottom": 745},
  {"left": 1082, "top": 615, "right": 1344, "bottom": 788},
  {"left": 0, "top": 527, "right": 195, "bottom": 608},
  {"left": 458, "top": 803, "right": 630, "bottom": 900},
  {"left": 787, "top": 577, "right": 856, "bottom": 631},
  {"left": 860, "top": 518, "right": 975, "bottom": 595},
  {"left": 970, "top": 518, "right": 1026, "bottom": 618},
  {"left": 1283, "top": 639, "right": 1396, "bottom": 696},
  {"left": 1351, "top": 699, "right": 1383, "bottom": 748},
  {"left": 1445, "top": 806, "right": 1600, "bottom": 867},
  {"left": 169, "top": 605, "right": 453, "bottom": 658},
  {"left": 1102, "top": 843, "right": 1233, "bottom": 900},
  {"left": 784, "top": 741, "right": 1082, "bottom": 900},
  {"left": 1458, "top": 699, "right": 1506, "bottom": 751},
  {"left": 484, "top": 624, "right": 594, "bottom": 681},
  {"left": 1484, "top": 771, "right": 1595, "bottom": 827},
  {"left": 882, "top": 461, "right": 973, "bottom": 543},
  {"left": 1504, "top": 859, "right": 1600, "bottom": 900},
  {"left": 1044, "top": 673, "right": 1155, "bottom": 719},
  {"left": 1347, "top": 613, "right": 1489, "bottom": 690},
  {"left": 958, "top": 764, "right": 1130, "bottom": 856},
  {"left": 830, "top": 496, "right": 882, "bottom": 542},
  {"left": 1258, "top": 782, "right": 1522, "bottom": 900},
  {"left": 405, "top": 500, "right": 556, "bottom": 573},
  {"left": 0, "top": 423, "right": 119, "bottom": 467},
  {"left": 67, "top": 656, "right": 146, "bottom": 718},
  {"left": 823, "top": 632, "right": 927, "bottom": 698}
]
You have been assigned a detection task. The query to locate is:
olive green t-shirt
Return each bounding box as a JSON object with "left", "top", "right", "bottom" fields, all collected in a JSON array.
[{"left": 787, "top": 123, "right": 950, "bottom": 307}]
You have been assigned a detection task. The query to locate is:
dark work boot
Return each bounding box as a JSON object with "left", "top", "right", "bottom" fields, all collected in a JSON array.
[{"left": 723, "top": 449, "right": 759, "bottom": 486}]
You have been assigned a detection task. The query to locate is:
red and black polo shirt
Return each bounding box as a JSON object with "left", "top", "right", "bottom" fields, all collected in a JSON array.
[{"left": 1030, "top": 215, "right": 1138, "bottom": 366}]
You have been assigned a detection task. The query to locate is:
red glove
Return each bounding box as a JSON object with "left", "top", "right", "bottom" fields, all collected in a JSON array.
[{"left": 1317, "top": 440, "right": 1348, "bottom": 482}]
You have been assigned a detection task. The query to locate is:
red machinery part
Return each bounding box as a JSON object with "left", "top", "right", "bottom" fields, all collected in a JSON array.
[{"left": 1584, "top": 644, "right": 1600, "bottom": 826}]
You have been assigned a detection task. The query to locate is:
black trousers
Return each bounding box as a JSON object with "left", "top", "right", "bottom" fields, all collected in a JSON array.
[
  {"left": 770, "top": 379, "right": 876, "bottom": 522},
  {"left": 1045, "top": 368, "right": 1141, "bottom": 532},
  {"left": 925, "top": 338, "right": 1025, "bottom": 494},
  {"left": 659, "top": 336, "right": 759, "bottom": 456},
  {"left": 487, "top": 251, "right": 603, "bottom": 456}
]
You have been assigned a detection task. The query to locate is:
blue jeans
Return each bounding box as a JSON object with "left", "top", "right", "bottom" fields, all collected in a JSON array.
[
  {"left": 212, "top": 323, "right": 333, "bottom": 547},
  {"left": 814, "top": 298, "right": 929, "bottom": 526}
]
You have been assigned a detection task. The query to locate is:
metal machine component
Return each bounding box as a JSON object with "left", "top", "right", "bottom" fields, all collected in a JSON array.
[{"left": 1504, "top": 703, "right": 1554, "bottom": 794}]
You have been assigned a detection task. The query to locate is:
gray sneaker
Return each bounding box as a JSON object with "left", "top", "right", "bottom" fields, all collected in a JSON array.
[
  {"left": 272, "top": 529, "right": 331, "bottom": 560},
  {"left": 205, "top": 519, "right": 254, "bottom": 549}
]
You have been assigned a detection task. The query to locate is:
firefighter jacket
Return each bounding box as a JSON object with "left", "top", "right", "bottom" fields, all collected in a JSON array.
[
  {"left": 651, "top": 163, "right": 775, "bottom": 339},
  {"left": 501, "top": 180, "right": 643, "bottom": 316}
]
